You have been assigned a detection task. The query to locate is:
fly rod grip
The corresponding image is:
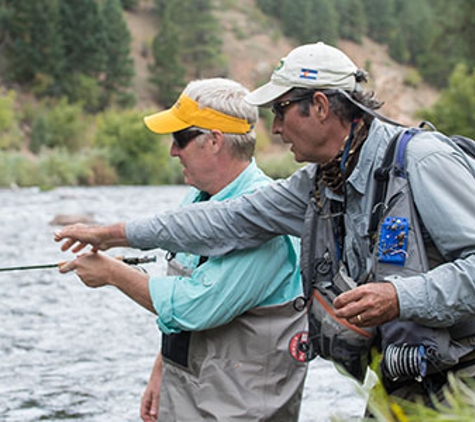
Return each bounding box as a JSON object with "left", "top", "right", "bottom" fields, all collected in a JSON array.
[{"left": 119, "top": 255, "right": 157, "bottom": 265}]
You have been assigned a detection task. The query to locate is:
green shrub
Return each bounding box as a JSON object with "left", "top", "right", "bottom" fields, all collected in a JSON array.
[
  {"left": 259, "top": 107, "right": 275, "bottom": 133},
  {"left": 94, "top": 108, "right": 178, "bottom": 184},
  {"left": 404, "top": 69, "right": 422, "bottom": 88},
  {"left": 0, "top": 152, "right": 38, "bottom": 186},
  {"left": 120, "top": 0, "right": 139, "bottom": 10},
  {"left": 256, "top": 151, "right": 303, "bottom": 179},
  {"left": 0, "top": 90, "right": 16, "bottom": 132},
  {"left": 255, "top": 130, "right": 271, "bottom": 153},
  {"left": 31, "top": 73, "right": 58, "bottom": 98},
  {"left": 232, "top": 22, "right": 248, "bottom": 40},
  {"left": 418, "top": 63, "right": 475, "bottom": 139},
  {"left": 37, "top": 148, "right": 90, "bottom": 187},
  {"left": 77, "top": 148, "right": 118, "bottom": 185},
  {"left": 63, "top": 74, "right": 103, "bottom": 113},
  {"left": 29, "top": 98, "right": 91, "bottom": 153},
  {"left": 364, "top": 59, "right": 372, "bottom": 75},
  {"left": 0, "top": 90, "right": 23, "bottom": 150},
  {"left": 0, "top": 148, "right": 117, "bottom": 188},
  {"left": 30, "top": 114, "right": 52, "bottom": 153},
  {"left": 0, "top": 125, "right": 23, "bottom": 150}
]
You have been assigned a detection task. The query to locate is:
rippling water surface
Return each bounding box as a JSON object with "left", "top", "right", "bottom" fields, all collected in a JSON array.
[{"left": 0, "top": 186, "right": 366, "bottom": 421}]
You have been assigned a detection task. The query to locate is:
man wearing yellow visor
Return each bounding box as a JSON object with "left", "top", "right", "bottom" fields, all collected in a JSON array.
[{"left": 57, "top": 78, "right": 307, "bottom": 421}]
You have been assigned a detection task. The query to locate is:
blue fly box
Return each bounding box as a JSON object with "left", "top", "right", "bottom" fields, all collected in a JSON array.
[{"left": 378, "top": 217, "right": 409, "bottom": 265}]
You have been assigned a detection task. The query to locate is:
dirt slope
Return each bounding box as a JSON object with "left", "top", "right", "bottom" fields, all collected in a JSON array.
[
  {"left": 339, "top": 38, "right": 439, "bottom": 125},
  {"left": 124, "top": 0, "right": 158, "bottom": 109},
  {"left": 126, "top": 0, "right": 439, "bottom": 126}
]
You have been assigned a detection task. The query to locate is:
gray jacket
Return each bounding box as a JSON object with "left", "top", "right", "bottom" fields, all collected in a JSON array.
[{"left": 127, "top": 118, "right": 475, "bottom": 330}]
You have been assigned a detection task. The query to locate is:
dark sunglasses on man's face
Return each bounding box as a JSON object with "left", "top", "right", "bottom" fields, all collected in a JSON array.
[
  {"left": 172, "top": 129, "right": 204, "bottom": 149},
  {"left": 271, "top": 94, "right": 314, "bottom": 120}
]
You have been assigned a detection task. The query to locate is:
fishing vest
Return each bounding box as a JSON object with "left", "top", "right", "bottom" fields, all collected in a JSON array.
[
  {"left": 302, "top": 131, "right": 475, "bottom": 386},
  {"left": 301, "top": 169, "right": 376, "bottom": 382},
  {"left": 159, "top": 255, "right": 308, "bottom": 421},
  {"left": 371, "top": 129, "right": 475, "bottom": 389}
]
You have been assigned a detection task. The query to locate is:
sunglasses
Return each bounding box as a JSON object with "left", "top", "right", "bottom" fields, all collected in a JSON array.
[
  {"left": 172, "top": 129, "right": 205, "bottom": 149},
  {"left": 271, "top": 94, "right": 314, "bottom": 120}
]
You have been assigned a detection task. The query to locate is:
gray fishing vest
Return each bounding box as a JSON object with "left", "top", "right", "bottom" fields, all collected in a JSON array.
[
  {"left": 372, "top": 130, "right": 475, "bottom": 388},
  {"left": 302, "top": 169, "right": 375, "bottom": 382},
  {"left": 158, "top": 256, "right": 308, "bottom": 422},
  {"left": 302, "top": 133, "right": 475, "bottom": 386}
]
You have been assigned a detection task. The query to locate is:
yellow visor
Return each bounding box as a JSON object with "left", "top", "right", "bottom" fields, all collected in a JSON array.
[{"left": 144, "top": 94, "right": 253, "bottom": 135}]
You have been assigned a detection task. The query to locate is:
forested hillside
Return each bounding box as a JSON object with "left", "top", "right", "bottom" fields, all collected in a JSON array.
[
  {"left": 0, "top": 0, "right": 474, "bottom": 188},
  {"left": 256, "top": 0, "right": 475, "bottom": 89}
]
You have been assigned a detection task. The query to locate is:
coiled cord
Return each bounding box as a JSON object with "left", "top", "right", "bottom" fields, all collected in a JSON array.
[{"left": 384, "top": 344, "right": 427, "bottom": 381}]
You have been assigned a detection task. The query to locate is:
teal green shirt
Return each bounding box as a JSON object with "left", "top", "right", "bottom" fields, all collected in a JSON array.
[{"left": 149, "top": 160, "right": 302, "bottom": 334}]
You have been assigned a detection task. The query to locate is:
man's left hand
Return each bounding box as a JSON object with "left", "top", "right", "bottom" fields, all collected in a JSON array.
[{"left": 333, "top": 282, "right": 400, "bottom": 327}]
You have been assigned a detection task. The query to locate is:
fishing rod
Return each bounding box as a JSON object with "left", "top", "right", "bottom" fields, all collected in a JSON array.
[{"left": 0, "top": 255, "right": 157, "bottom": 272}]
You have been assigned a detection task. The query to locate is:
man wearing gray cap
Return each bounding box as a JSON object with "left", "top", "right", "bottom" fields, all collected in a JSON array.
[{"left": 56, "top": 42, "right": 475, "bottom": 406}]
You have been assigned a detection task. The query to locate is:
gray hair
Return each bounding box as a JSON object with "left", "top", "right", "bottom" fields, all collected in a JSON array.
[{"left": 184, "top": 78, "right": 258, "bottom": 160}]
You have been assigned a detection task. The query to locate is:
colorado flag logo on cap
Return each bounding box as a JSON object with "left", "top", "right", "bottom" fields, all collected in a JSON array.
[{"left": 300, "top": 68, "right": 318, "bottom": 80}]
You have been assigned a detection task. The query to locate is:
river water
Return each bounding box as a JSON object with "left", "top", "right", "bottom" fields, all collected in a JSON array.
[{"left": 0, "top": 186, "right": 367, "bottom": 422}]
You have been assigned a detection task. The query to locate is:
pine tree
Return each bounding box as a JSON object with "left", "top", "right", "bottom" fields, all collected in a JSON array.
[
  {"left": 178, "top": 0, "right": 224, "bottom": 79},
  {"left": 458, "top": 0, "right": 475, "bottom": 69},
  {"left": 149, "top": 0, "right": 186, "bottom": 106},
  {"left": 59, "top": 0, "right": 105, "bottom": 78},
  {"left": 5, "top": 0, "right": 63, "bottom": 88},
  {"left": 364, "top": 0, "right": 396, "bottom": 44},
  {"left": 419, "top": 0, "right": 475, "bottom": 88},
  {"left": 394, "top": 0, "right": 435, "bottom": 66},
  {"left": 335, "top": 0, "right": 366, "bottom": 43},
  {"left": 120, "top": 0, "right": 139, "bottom": 10},
  {"left": 153, "top": 0, "right": 167, "bottom": 15},
  {"left": 311, "top": 0, "right": 339, "bottom": 45},
  {"left": 256, "top": 0, "right": 282, "bottom": 19},
  {"left": 0, "top": 0, "right": 13, "bottom": 51},
  {"left": 281, "top": 0, "right": 315, "bottom": 43},
  {"left": 100, "top": 0, "right": 135, "bottom": 107},
  {"left": 388, "top": 31, "right": 409, "bottom": 64}
]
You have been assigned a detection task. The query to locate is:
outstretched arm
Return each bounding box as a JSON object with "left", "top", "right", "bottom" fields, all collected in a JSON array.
[
  {"left": 55, "top": 166, "right": 313, "bottom": 257},
  {"left": 55, "top": 222, "right": 129, "bottom": 253},
  {"left": 126, "top": 166, "right": 313, "bottom": 256}
]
